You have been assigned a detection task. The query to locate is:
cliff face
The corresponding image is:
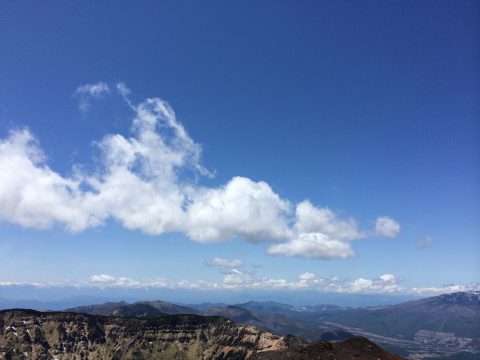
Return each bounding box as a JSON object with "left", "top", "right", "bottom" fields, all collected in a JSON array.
[
  {"left": 0, "top": 309, "right": 403, "bottom": 360},
  {"left": 0, "top": 309, "right": 289, "bottom": 360}
]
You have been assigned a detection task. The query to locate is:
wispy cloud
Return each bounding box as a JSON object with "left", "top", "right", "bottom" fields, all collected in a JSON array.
[
  {"left": 206, "top": 257, "right": 243, "bottom": 268},
  {"left": 0, "top": 82, "right": 401, "bottom": 259},
  {"left": 87, "top": 274, "right": 167, "bottom": 289},
  {"left": 416, "top": 235, "right": 433, "bottom": 249},
  {"left": 116, "top": 82, "right": 130, "bottom": 97},
  {"left": 409, "top": 283, "right": 480, "bottom": 296},
  {"left": 75, "top": 82, "right": 110, "bottom": 113}
]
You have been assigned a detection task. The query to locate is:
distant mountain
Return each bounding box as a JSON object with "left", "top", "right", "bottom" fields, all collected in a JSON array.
[
  {"left": 237, "top": 300, "right": 344, "bottom": 323},
  {"left": 67, "top": 299, "right": 353, "bottom": 342},
  {"left": 0, "top": 309, "right": 402, "bottom": 360},
  {"left": 205, "top": 302, "right": 353, "bottom": 342},
  {"left": 67, "top": 301, "right": 129, "bottom": 315},
  {"left": 238, "top": 301, "right": 298, "bottom": 315},
  {"left": 187, "top": 302, "right": 229, "bottom": 312},
  {"left": 218, "top": 293, "right": 480, "bottom": 358},
  {"left": 315, "top": 291, "right": 480, "bottom": 339},
  {"left": 61, "top": 291, "right": 480, "bottom": 359},
  {"left": 302, "top": 291, "right": 480, "bottom": 359},
  {"left": 136, "top": 300, "right": 200, "bottom": 315},
  {"left": 425, "top": 291, "right": 480, "bottom": 307},
  {"left": 204, "top": 304, "right": 261, "bottom": 324},
  {"left": 66, "top": 299, "right": 198, "bottom": 317}
]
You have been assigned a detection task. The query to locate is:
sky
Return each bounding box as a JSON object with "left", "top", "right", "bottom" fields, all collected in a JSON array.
[{"left": 0, "top": 1, "right": 479, "bottom": 304}]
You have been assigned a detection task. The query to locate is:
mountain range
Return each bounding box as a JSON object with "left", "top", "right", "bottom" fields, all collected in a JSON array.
[
  {"left": 1, "top": 291, "right": 479, "bottom": 359},
  {"left": 64, "top": 291, "right": 480, "bottom": 359}
]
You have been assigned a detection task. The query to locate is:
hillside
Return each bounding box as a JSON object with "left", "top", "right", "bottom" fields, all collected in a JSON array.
[
  {"left": 314, "top": 291, "right": 480, "bottom": 339},
  {"left": 68, "top": 301, "right": 353, "bottom": 342},
  {"left": 66, "top": 300, "right": 198, "bottom": 318},
  {"left": 254, "top": 336, "right": 404, "bottom": 360},
  {"left": 0, "top": 309, "right": 401, "bottom": 360},
  {"left": 41, "top": 291, "right": 480, "bottom": 358}
]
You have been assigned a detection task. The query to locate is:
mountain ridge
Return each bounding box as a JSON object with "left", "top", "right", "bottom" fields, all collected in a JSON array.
[{"left": 0, "top": 309, "right": 402, "bottom": 360}]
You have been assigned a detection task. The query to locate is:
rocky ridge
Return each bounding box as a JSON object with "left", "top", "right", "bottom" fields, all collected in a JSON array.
[{"left": 0, "top": 309, "right": 401, "bottom": 360}]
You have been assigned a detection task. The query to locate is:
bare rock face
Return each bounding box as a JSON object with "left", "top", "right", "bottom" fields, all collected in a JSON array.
[
  {"left": 0, "top": 309, "right": 288, "bottom": 359},
  {"left": 0, "top": 309, "right": 403, "bottom": 360}
]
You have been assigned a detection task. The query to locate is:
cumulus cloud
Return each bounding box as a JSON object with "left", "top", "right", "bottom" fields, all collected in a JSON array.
[
  {"left": 75, "top": 82, "right": 110, "bottom": 113},
  {"left": 267, "top": 201, "right": 402, "bottom": 259},
  {"left": 0, "top": 129, "right": 100, "bottom": 231},
  {"left": 0, "top": 82, "right": 401, "bottom": 259},
  {"left": 285, "top": 273, "right": 403, "bottom": 293},
  {"left": 88, "top": 274, "right": 116, "bottom": 284},
  {"left": 298, "top": 272, "right": 316, "bottom": 280},
  {"left": 2, "top": 271, "right": 478, "bottom": 296},
  {"left": 86, "top": 271, "right": 402, "bottom": 294},
  {"left": 295, "top": 201, "right": 364, "bottom": 241},
  {"left": 207, "top": 257, "right": 243, "bottom": 268},
  {"left": 187, "top": 177, "right": 291, "bottom": 243},
  {"left": 79, "top": 275, "right": 479, "bottom": 295},
  {"left": 416, "top": 236, "right": 433, "bottom": 249},
  {"left": 375, "top": 216, "right": 400, "bottom": 237},
  {"left": 267, "top": 233, "right": 355, "bottom": 259},
  {"left": 346, "top": 274, "right": 401, "bottom": 293}
]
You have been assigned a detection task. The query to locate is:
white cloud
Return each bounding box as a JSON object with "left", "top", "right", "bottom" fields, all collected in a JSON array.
[
  {"left": 287, "top": 273, "right": 403, "bottom": 293},
  {"left": 88, "top": 274, "right": 116, "bottom": 284},
  {"left": 207, "top": 257, "right": 243, "bottom": 267},
  {"left": 75, "top": 82, "right": 110, "bottom": 113},
  {"left": 0, "top": 83, "right": 401, "bottom": 259},
  {"left": 346, "top": 274, "right": 401, "bottom": 293},
  {"left": 76, "top": 82, "right": 110, "bottom": 96},
  {"left": 267, "top": 233, "right": 355, "bottom": 259},
  {"left": 295, "top": 201, "right": 364, "bottom": 241},
  {"left": 116, "top": 82, "right": 131, "bottom": 97},
  {"left": 187, "top": 177, "right": 291, "bottom": 243},
  {"left": 298, "top": 272, "right": 316, "bottom": 280},
  {"left": 416, "top": 236, "right": 432, "bottom": 249},
  {"left": 83, "top": 271, "right": 399, "bottom": 294},
  {"left": 278, "top": 202, "right": 401, "bottom": 258},
  {"left": 87, "top": 274, "right": 167, "bottom": 289},
  {"left": 375, "top": 216, "right": 400, "bottom": 237},
  {"left": 0, "top": 129, "right": 100, "bottom": 231},
  {"left": 2, "top": 272, "right": 479, "bottom": 296},
  {"left": 78, "top": 275, "right": 480, "bottom": 295}
]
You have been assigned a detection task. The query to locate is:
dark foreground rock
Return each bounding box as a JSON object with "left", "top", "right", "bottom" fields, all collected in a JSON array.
[{"left": 253, "top": 336, "right": 404, "bottom": 360}]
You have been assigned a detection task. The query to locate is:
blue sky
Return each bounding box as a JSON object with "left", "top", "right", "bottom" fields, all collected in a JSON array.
[{"left": 0, "top": 1, "right": 478, "bottom": 303}]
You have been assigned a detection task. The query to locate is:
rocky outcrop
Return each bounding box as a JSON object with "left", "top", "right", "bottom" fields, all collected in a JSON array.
[
  {"left": 0, "top": 309, "right": 403, "bottom": 360},
  {"left": 0, "top": 309, "right": 289, "bottom": 359}
]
